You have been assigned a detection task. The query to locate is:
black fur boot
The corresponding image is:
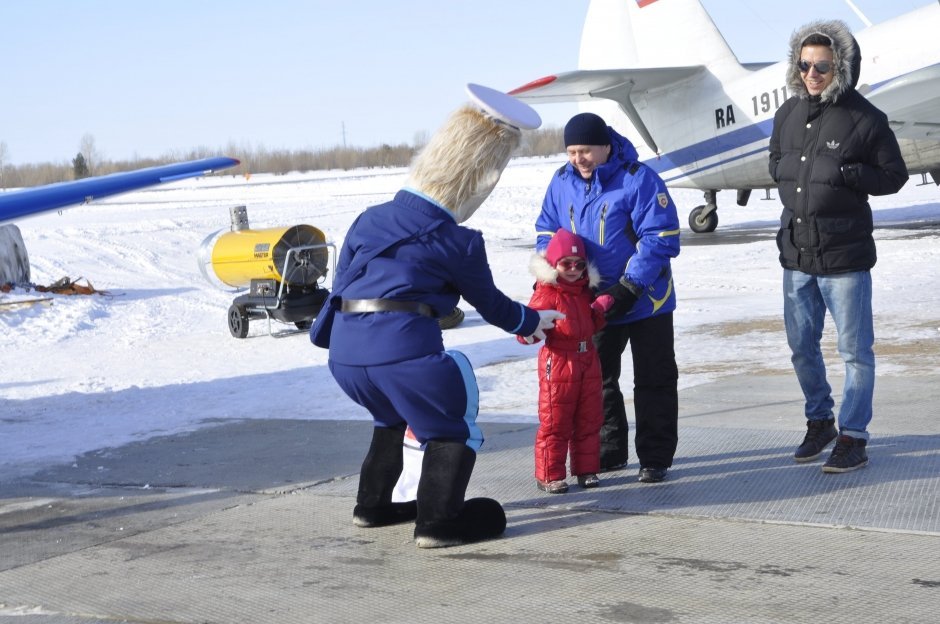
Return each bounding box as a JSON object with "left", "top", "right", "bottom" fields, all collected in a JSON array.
[
  {"left": 413, "top": 440, "right": 506, "bottom": 548},
  {"left": 352, "top": 425, "right": 418, "bottom": 528}
]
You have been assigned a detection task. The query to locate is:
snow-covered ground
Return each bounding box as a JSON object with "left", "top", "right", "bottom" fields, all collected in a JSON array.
[{"left": 2, "top": 156, "right": 939, "bottom": 478}]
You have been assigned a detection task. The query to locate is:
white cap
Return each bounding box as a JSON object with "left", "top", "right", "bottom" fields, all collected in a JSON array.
[{"left": 465, "top": 83, "right": 542, "bottom": 130}]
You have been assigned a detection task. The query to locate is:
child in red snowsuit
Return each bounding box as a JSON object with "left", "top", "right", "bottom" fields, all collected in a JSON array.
[{"left": 520, "top": 229, "right": 612, "bottom": 494}]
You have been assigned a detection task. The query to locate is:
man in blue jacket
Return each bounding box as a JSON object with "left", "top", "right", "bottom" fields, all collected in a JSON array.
[
  {"left": 312, "top": 85, "right": 562, "bottom": 548},
  {"left": 535, "top": 112, "right": 681, "bottom": 483}
]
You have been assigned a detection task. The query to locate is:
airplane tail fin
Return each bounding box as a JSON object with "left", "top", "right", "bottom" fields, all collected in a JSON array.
[
  {"left": 579, "top": 0, "right": 743, "bottom": 78},
  {"left": 563, "top": 0, "right": 747, "bottom": 155}
]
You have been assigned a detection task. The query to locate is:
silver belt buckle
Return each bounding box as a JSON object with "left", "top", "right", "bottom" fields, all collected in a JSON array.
[{"left": 578, "top": 341, "right": 588, "bottom": 353}]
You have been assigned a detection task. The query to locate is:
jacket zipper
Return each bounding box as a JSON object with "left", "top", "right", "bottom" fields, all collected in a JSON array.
[{"left": 799, "top": 109, "right": 825, "bottom": 225}]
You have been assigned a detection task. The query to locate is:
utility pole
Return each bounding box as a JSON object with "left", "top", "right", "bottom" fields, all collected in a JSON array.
[{"left": 342, "top": 122, "right": 347, "bottom": 149}]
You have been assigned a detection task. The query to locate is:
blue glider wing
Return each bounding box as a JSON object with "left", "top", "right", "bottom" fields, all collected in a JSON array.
[{"left": 0, "top": 156, "right": 240, "bottom": 223}]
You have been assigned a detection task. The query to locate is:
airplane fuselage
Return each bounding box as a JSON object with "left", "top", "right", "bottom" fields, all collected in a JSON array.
[{"left": 581, "top": 2, "right": 940, "bottom": 193}]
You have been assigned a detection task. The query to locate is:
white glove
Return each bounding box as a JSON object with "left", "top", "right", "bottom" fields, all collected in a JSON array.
[{"left": 528, "top": 309, "right": 565, "bottom": 342}]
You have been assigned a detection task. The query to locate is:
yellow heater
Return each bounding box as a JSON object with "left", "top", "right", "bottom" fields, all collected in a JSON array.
[{"left": 201, "top": 223, "right": 329, "bottom": 289}]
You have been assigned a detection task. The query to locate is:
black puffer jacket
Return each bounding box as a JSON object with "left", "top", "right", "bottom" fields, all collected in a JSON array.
[{"left": 769, "top": 20, "right": 908, "bottom": 275}]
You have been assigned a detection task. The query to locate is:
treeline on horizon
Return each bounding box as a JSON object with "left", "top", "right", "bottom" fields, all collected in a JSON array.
[{"left": 0, "top": 126, "right": 566, "bottom": 189}]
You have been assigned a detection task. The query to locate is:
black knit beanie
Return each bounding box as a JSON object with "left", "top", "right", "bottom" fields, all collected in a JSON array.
[{"left": 564, "top": 112, "right": 610, "bottom": 147}]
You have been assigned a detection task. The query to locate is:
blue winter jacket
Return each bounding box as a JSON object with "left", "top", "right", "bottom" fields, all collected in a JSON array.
[
  {"left": 326, "top": 189, "right": 540, "bottom": 366},
  {"left": 535, "top": 127, "right": 680, "bottom": 324}
]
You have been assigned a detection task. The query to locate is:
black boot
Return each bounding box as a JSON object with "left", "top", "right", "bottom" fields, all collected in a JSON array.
[
  {"left": 413, "top": 440, "right": 506, "bottom": 549},
  {"left": 822, "top": 435, "right": 868, "bottom": 473},
  {"left": 352, "top": 425, "right": 418, "bottom": 528},
  {"left": 794, "top": 418, "right": 838, "bottom": 463}
]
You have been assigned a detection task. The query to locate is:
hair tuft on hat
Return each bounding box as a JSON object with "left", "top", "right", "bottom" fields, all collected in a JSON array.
[{"left": 564, "top": 112, "right": 610, "bottom": 147}]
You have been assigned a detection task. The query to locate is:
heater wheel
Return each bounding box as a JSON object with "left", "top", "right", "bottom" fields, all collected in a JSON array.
[{"left": 228, "top": 304, "right": 250, "bottom": 339}]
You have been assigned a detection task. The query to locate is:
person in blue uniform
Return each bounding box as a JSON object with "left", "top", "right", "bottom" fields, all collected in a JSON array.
[{"left": 311, "top": 85, "right": 562, "bottom": 548}]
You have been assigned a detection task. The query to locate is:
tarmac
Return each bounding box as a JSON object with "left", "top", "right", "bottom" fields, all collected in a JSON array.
[{"left": 1, "top": 372, "right": 939, "bottom": 624}]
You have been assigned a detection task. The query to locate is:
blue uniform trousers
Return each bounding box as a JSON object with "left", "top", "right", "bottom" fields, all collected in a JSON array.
[{"left": 329, "top": 350, "right": 483, "bottom": 451}]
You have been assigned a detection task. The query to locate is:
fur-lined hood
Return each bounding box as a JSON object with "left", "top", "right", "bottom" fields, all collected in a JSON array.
[
  {"left": 786, "top": 19, "right": 861, "bottom": 104},
  {"left": 529, "top": 252, "right": 602, "bottom": 288}
]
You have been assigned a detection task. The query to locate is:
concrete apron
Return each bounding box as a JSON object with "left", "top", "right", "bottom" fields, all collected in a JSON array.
[{"left": 1, "top": 373, "right": 938, "bottom": 623}]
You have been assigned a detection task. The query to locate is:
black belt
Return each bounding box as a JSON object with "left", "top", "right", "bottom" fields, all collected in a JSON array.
[{"left": 341, "top": 298, "right": 435, "bottom": 318}]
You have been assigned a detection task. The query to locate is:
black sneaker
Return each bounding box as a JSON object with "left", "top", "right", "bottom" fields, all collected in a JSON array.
[
  {"left": 794, "top": 418, "right": 837, "bottom": 462},
  {"left": 822, "top": 435, "right": 868, "bottom": 473},
  {"left": 638, "top": 467, "right": 667, "bottom": 483}
]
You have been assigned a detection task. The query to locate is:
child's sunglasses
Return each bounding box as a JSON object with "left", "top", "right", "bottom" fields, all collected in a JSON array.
[{"left": 558, "top": 259, "right": 586, "bottom": 271}]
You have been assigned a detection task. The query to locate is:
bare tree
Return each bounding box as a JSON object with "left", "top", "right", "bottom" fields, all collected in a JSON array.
[
  {"left": 79, "top": 133, "right": 100, "bottom": 175},
  {"left": 0, "top": 129, "right": 563, "bottom": 188}
]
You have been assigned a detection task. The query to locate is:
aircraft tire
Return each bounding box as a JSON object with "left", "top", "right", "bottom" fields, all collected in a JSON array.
[{"left": 689, "top": 205, "right": 718, "bottom": 233}]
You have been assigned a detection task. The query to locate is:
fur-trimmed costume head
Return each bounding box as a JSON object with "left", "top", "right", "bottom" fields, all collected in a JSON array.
[
  {"left": 786, "top": 19, "right": 861, "bottom": 104},
  {"left": 407, "top": 105, "right": 521, "bottom": 224}
]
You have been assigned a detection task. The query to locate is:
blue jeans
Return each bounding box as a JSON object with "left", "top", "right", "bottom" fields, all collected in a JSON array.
[{"left": 783, "top": 269, "right": 874, "bottom": 440}]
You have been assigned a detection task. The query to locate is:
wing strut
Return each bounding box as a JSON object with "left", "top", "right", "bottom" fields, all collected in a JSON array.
[{"left": 592, "top": 81, "right": 660, "bottom": 155}]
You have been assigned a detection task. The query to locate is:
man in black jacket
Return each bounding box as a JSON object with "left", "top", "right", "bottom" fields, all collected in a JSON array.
[{"left": 769, "top": 20, "right": 908, "bottom": 473}]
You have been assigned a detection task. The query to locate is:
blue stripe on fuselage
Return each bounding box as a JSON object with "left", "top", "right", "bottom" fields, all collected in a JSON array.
[
  {"left": 645, "top": 68, "right": 920, "bottom": 184},
  {"left": 645, "top": 119, "right": 774, "bottom": 183}
]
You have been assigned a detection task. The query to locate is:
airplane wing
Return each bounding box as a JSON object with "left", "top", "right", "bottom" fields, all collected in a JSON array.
[
  {"left": 0, "top": 156, "right": 240, "bottom": 223},
  {"left": 864, "top": 63, "right": 940, "bottom": 140},
  {"left": 509, "top": 67, "right": 703, "bottom": 153},
  {"left": 509, "top": 67, "right": 703, "bottom": 103}
]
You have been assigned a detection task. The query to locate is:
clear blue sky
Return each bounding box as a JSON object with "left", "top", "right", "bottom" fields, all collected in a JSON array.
[{"left": 0, "top": 0, "right": 929, "bottom": 165}]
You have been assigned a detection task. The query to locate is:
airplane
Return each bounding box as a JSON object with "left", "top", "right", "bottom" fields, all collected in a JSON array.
[
  {"left": 0, "top": 156, "right": 240, "bottom": 286},
  {"left": 509, "top": 0, "right": 940, "bottom": 233}
]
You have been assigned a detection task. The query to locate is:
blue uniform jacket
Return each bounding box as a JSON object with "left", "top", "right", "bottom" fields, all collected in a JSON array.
[
  {"left": 535, "top": 127, "right": 680, "bottom": 324},
  {"left": 327, "top": 189, "right": 540, "bottom": 366}
]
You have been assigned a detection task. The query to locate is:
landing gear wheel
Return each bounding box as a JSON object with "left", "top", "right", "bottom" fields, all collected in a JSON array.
[
  {"left": 689, "top": 205, "right": 718, "bottom": 233},
  {"left": 294, "top": 320, "right": 312, "bottom": 330},
  {"left": 228, "top": 304, "right": 250, "bottom": 338}
]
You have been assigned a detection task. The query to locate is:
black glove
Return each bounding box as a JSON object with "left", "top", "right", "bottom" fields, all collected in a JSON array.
[
  {"left": 841, "top": 163, "right": 861, "bottom": 189},
  {"left": 598, "top": 278, "right": 639, "bottom": 319}
]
